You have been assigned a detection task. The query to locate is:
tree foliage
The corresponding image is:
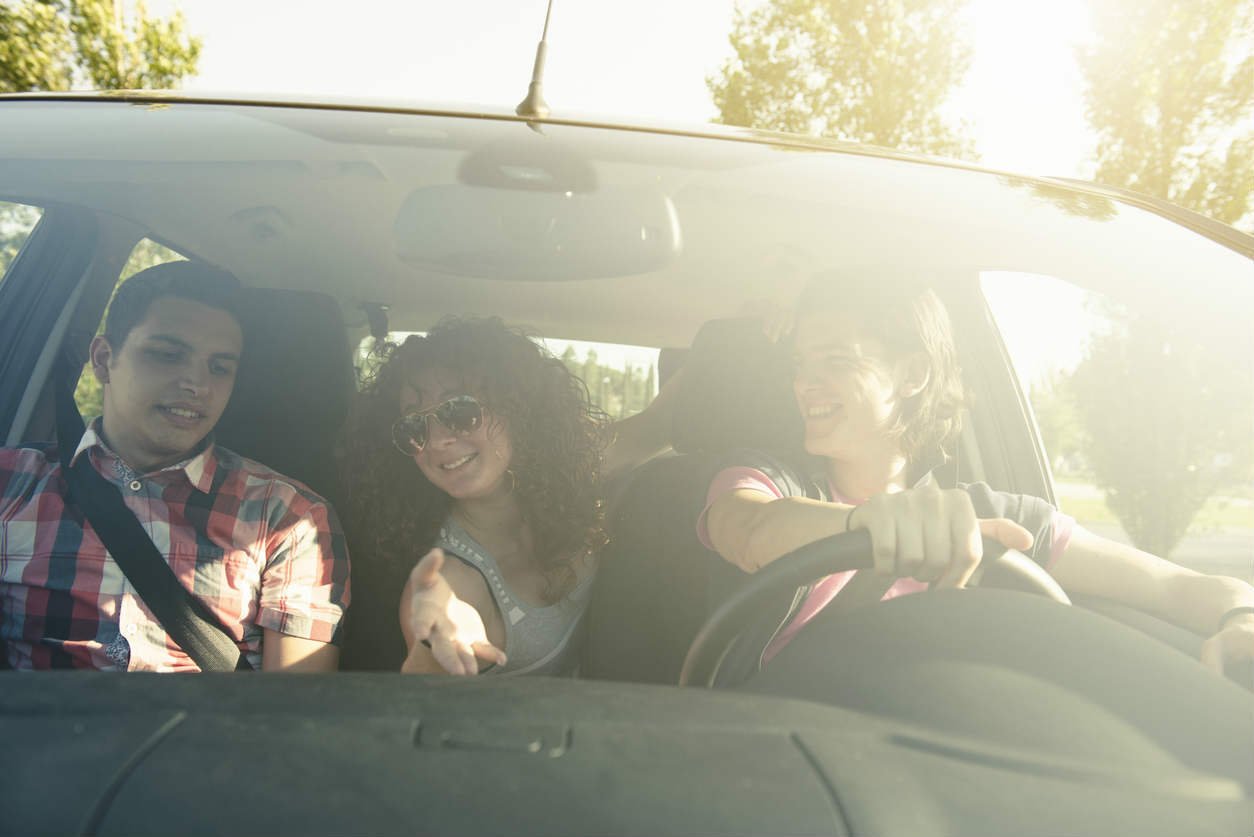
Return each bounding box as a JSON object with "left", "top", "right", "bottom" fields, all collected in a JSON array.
[
  {"left": 1077, "top": 0, "right": 1254, "bottom": 227},
  {"left": 1028, "top": 371, "right": 1085, "bottom": 477},
  {"left": 1069, "top": 309, "right": 1253, "bottom": 558},
  {"left": 708, "top": 0, "right": 976, "bottom": 158},
  {"left": 561, "top": 348, "right": 656, "bottom": 420},
  {"left": 73, "top": 239, "right": 186, "bottom": 419},
  {"left": 0, "top": 0, "right": 200, "bottom": 93}
]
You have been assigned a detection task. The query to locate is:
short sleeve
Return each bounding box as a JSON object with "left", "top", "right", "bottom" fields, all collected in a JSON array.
[
  {"left": 696, "top": 467, "right": 784, "bottom": 550},
  {"left": 962, "top": 482, "right": 1075, "bottom": 570},
  {"left": 257, "top": 498, "right": 351, "bottom": 644}
]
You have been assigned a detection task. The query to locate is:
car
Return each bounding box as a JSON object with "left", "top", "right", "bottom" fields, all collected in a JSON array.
[{"left": 1, "top": 91, "right": 1251, "bottom": 836}]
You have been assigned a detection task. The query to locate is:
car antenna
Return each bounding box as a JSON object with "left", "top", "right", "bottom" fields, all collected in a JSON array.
[{"left": 515, "top": 0, "right": 554, "bottom": 121}]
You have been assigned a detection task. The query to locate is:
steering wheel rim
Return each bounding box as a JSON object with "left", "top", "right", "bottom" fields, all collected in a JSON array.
[{"left": 678, "top": 531, "right": 1070, "bottom": 688}]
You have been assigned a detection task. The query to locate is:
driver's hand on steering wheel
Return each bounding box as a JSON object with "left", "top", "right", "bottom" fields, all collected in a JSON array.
[
  {"left": 399, "top": 548, "right": 507, "bottom": 675},
  {"left": 846, "top": 483, "right": 1035, "bottom": 588},
  {"left": 1200, "top": 611, "right": 1254, "bottom": 677}
]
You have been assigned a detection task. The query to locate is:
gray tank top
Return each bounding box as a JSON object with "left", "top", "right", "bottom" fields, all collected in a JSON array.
[{"left": 436, "top": 518, "right": 594, "bottom": 677}]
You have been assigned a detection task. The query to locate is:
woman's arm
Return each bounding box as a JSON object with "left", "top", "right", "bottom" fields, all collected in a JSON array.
[
  {"left": 1049, "top": 526, "right": 1254, "bottom": 672},
  {"left": 706, "top": 481, "right": 1034, "bottom": 587},
  {"left": 398, "top": 549, "right": 507, "bottom": 675}
]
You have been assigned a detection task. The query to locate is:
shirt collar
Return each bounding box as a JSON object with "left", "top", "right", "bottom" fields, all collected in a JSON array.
[
  {"left": 826, "top": 469, "right": 935, "bottom": 505},
  {"left": 70, "top": 418, "right": 219, "bottom": 494}
]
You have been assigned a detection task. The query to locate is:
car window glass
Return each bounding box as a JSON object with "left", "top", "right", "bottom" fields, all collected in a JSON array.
[
  {"left": 982, "top": 271, "right": 1252, "bottom": 583},
  {"left": 0, "top": 201, "right": 44, "bottom": 286},
  {"left": 356, "top": 334, "right": 659, "bottom": 419},
  {"left": 74, "top": 239, "right": 189, "bottom": 421}
]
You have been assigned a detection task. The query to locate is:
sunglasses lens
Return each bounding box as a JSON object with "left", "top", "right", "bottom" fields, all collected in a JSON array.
[
  {"left": 392, "top": 396, "right": 482, "bottom": 456},
  {"left": 392, "top": 413, "right": 428, "bottom": 454},
  {"left": 437, "top": 396, "right": 483, "bottom": 434}
]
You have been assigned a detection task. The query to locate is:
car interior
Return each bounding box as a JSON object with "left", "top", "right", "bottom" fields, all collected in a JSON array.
[{"left": 2, "top": 97, "right": 1252, "bottom": 835}]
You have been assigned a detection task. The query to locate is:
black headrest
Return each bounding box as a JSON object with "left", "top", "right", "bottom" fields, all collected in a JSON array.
[
  {"left": 215, "top": 288, "right": 353, "bottom": 502},
  {"left": 669, "top": 318, "right": 805, "bottom": 458}
]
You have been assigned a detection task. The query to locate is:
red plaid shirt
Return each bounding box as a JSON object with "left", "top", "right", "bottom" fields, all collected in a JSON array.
[{"left": 0, "top": 421, "right": 350, "bottom": 671}]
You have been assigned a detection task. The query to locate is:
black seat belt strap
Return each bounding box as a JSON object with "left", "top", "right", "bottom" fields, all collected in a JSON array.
[{"left": 55, "top": 360, "right": 250, "bottom": 672}]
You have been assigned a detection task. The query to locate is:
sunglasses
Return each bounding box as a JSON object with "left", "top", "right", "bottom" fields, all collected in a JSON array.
[{"left": 392, "top": 395, "right": 485, "bottom": 455}]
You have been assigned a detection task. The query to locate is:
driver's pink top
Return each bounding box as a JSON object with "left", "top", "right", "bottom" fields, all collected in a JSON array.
[{"left": 696, "top": 467, "right": 1073, "bottom": 664}]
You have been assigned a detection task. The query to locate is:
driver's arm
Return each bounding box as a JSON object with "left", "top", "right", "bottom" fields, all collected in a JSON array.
[
  {"left": 1049, "top": 526, "right": 1254, "bottom": 672},
  {"left": 706, "top": 489, "right": 856, "bottom": 573},
  {"left": 707, "top": 482, "right": 1034, "bottom": 588}
]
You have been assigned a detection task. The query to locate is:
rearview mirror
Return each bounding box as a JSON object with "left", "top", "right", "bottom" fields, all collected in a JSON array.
[{"left": 393, "top": 184, "right": 682, "bottom": 281}]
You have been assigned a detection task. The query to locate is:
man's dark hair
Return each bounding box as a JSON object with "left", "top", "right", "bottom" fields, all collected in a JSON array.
[{"left": 103, "top": 261, "right": 245, "bottom": 350}]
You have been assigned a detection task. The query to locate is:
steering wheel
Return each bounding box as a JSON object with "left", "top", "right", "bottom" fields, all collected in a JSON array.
[{"left": 678, "top": 531, "right": 1069, "bottom": 688}]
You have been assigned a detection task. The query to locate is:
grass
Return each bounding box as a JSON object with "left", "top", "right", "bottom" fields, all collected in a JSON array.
[{"left": 1054, "top": 483, "right": 1254, "bottom": 532}]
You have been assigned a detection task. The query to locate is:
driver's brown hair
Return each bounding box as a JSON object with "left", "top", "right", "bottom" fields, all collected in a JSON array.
[{"left": 796, "top": 275, "right": 968, "bottom": 465}]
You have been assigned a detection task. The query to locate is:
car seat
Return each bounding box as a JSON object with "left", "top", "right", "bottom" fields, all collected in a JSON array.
[
  {"left": 583, "top": 318, "right": 816, "bottom": 685},
  {"left": 213, "top": 288, "right": 355, "bottom": 511}
]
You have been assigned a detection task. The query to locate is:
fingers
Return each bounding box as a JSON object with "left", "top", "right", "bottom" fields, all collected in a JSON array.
[
  {"left": 1200, "top": 625, "right": 1254, "bottom": 675},
  {"left": 471, "top": 641, "right": 508, "bottom": 667},
  {"left": 857, "top": 486, "right": 991, "bottom": 587},
  {"left": 412, "top": 548, "right": 446, "bottom": 589},
  {"left": 734, "top": 299, "right": 793, "bottom": 343},
  {"left": 978, "top": 518, "right": 1034, "bottom": 553},
  {"left": 429, "top": 633, "right": 475, "bottom": 676},
  {"left": 850, "top": 496, "right": 897, "bottom": 577},
  {"left": 428, "top": 636, "right": 507, "bottom": 676}
]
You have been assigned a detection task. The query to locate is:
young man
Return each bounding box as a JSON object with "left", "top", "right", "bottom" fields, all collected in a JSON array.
[{"left": 0, "top": 261, "right": 350, "bottom": 671}]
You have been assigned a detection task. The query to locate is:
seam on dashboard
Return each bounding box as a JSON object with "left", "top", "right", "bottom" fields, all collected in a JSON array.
[
  {"left": 77, "top": 710, "right": 188, "bottom": 837},
  {"left": 790, "top": 731, "right": 854, "bottom": 837}
]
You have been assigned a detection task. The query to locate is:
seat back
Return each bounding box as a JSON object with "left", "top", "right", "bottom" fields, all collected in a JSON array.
[
  {"left": 214, "top": 288, "right": 354, "bottom": 509},
  {"left": 583, "top": 319, "right": 813, "bottom": 684}
]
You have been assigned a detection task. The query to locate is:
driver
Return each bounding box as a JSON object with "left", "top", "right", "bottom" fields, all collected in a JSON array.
[{"left": 699, "top": 275, "right": 1254, "bottom": 675}]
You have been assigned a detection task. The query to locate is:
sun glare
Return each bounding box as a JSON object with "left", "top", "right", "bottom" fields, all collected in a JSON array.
[{"left": 950, "top": 0, "right": 1095, "bottom": 176}]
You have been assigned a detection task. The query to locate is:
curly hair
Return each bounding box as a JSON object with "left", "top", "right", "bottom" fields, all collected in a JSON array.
[
  {"left": 339, "top": 316, "right": 608, "bottom": 604},
  {"left": 797, "top": 275, "right": 969, "bottom": 465}
]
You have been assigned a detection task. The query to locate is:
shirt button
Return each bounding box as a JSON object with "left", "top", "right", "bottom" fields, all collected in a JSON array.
[
  {"left": 129, "top": 480, "right": 142, "bottom": 491},
  {"left": 126, "top": 624, "right": 138, "bottom": 636}
]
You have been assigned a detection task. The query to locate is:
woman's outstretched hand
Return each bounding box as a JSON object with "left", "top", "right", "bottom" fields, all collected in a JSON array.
[
  {"left": 399, "top": 548, "right": 507, "bottom": 675},
  {"left": 846, "top": 483, "right": 1035, "bottom": 589}
]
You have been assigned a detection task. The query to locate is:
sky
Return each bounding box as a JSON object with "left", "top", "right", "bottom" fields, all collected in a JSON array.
[
  {"left": 144, "top": 0, "right": 1099, "bottom": 179},
  {"left": 131, "top": 0, "right": 1105, "bottom": 383}
]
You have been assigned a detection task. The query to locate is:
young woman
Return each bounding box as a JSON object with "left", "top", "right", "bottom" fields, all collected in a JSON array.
[
  {"left": 339, "top": 316, "right": 672, "bottom": 675},
  {"left": 700, "top": 277, "right": 1254, "bottom": 674}
]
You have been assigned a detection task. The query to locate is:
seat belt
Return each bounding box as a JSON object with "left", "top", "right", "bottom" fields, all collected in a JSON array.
[{"left": 55, "top": 360, "right": 251, "bottom": 672}]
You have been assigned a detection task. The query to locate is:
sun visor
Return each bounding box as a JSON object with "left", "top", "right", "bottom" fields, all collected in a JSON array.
[{"left": 393, "top": 184, "right": 681, "bottom": 281}]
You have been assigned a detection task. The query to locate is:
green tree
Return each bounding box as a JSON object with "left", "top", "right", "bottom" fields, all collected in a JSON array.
[
  {"left": 1, "top": 0, "right": 200, "bottom": 93},
  {"left": 73, "top": 239, "right": 186, "bottom": 419},
  {"left": 1028, "top": 371, "right": 1085, "bottom": 477},
  {"left": 1077, "top": 0, "right": 1254, "bottom": 227},
  {"left": 1069, "top": 311, "right": 1253, "bottom": 558},
  {"left": 708, "top": 0, "right": 976, "bottom": 158},
  {"left": 0, "top": 202, "right": 44, "bottom": 278}
]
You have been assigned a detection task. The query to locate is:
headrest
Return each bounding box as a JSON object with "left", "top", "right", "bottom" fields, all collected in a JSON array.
[
  {"left": 215, "top": 289, "right": 353, "bottom": 498},
  {"left": 669, "top": 318, "right": 805, "bottom": 458}
]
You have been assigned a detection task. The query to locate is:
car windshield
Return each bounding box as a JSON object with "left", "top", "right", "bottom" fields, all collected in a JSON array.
[{"left": 2, "top": 96, "right": 1251, "bottom": 837}]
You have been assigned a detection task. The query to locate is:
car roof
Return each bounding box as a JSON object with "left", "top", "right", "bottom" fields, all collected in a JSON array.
[{"left": 2, "top": 93, "right": 1250, "bottom": 347}]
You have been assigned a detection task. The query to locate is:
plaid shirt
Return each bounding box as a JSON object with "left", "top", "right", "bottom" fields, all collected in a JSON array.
[{"left": 0, "top": 421, "right": 350, "bottom": 671}]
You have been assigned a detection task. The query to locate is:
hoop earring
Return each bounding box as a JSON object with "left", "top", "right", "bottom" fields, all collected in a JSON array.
[{"left": 506, "top": 469, "right": 517, "bottom": 493}]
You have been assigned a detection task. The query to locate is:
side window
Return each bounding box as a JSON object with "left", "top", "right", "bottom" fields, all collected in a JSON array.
[
  {"left": 0, "top": 201, "right": 45, "bottom": 286},
  {"left": 544, "top": 338, "right": 658, "bottom": 419},
  {"left": 982, "top": 271, "right": 1252, "bottom": 581},
  {"left": 74, "top": 239, "right": 188, "bottom": 420},
  {"left": 355, "top": 334, "right": 659, "bottom": 419}
]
